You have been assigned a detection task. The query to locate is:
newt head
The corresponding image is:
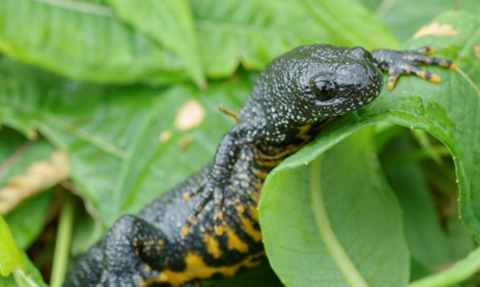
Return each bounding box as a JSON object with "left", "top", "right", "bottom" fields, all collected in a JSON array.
[{"left": 252, "top": 44, "right": 383, "bottom": 127}]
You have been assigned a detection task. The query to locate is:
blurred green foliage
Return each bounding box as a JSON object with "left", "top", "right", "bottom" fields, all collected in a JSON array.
[{"left": 0, "top": 0, "right": 479, "bottom": 286}]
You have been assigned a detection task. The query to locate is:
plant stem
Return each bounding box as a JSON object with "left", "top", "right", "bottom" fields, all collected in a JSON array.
[{"left": 50, "top": 192, "right": 74, "bottom": 287}]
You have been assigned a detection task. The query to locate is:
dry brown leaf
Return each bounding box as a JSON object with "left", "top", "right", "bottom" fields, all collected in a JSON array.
[
  {"left": 0, "top": 151, "right": 70, "bottom": 214},
  {"left": 175, "top": 100, "right": 205, "bottom": 130},
  {"left": 474, "top": 44, "right": 480, "bottom": 61},
  {"left": 413, "top": 22, "right": 460, "bottom": 38}
]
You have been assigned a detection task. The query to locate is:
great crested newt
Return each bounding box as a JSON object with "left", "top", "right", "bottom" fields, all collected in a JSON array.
[{"left": 64, "top": 44, "right": 455, "bottom": 287}]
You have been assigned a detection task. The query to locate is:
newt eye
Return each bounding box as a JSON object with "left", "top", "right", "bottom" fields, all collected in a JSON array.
[{"left": 312, "top": 81, "right": 335, "bottom": 101}]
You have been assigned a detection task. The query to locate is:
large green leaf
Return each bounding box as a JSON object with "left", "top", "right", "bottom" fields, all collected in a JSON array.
[
  {"left": 0, "top": 0, "right": 189, "bottom": 85},
  {"left": 259, "top": 10, "right": 480, "bottom": 286},
  {"left": 191, "top": 0, "right": 399, "bottom": 77},
  {"left": 259, "top": 128, "right": 409, "bottom": 287},
  {"left": 105, "top": 0, "right": 206, "bottom": 87},
  {"left": 0, "top": 58, "right": 251, "bottom": 230}
]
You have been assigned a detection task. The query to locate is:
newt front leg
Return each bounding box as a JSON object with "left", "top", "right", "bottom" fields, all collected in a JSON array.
[
  {"left": 372, "top": 46, "right": 456, "bottom": 90},
  {"left": 182, "top": 122, "right": 264, "bottom": 235}
]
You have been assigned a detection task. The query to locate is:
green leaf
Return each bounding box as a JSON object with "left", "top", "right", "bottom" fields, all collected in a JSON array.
[
  {"left": 0, "top": 215, "right": 25, "bottom": 276},
  {"left": 259, "top": 128, "right": 409, "bottom": 287},
  {"left": 191, "top": 0, "right": 399, "bottom": 77},
  {"left": 259, "top": 9, "right": 480, "bottom": 285},
  {"left": 0, "top": 0, "right": 189, "bottom": 85},
  {"left": 105, "top": 0, "right": 206, "bottom": 88}
]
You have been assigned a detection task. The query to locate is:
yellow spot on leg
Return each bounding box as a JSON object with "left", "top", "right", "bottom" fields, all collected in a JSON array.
[
  {"left": 215, "top": 225, "right": 224, "bottom": 236},
  {"left": 250, "top": 192, "right": 260, "bottom": 204},
  {"left": 141, "top": 264, "right": 168, "bottom": 285},
  {"left": 145, "top": 273, "right": 168, "bottom": 285},
  {"left": 224, "top": 225, "right": 249, "bottom": 253},
  {"left": 387, "top": 69, "right": 397, "bottom": 90},
  {"left": 253, "top": 182, "right": 263, "bottom": 193},
  {"left": 239, "top": 214, "right": 263, "bottom": 242},
  {"left": 416, "top": 70, "right": 427, "bottom": 79},
  {"left": 252, "top": 168, "right": 269, "bottom": 180},
  {"left": 296, "top": 124, "right": 312, "bottom": 141},
  {"left": 429, "top": 74, "right": 441, "bottom": 83},
  {"left": 248, "top": 206, "right": 259, "bottom": 221},
  {"left": 387, "top": 76, "right": 398, "bottom": 90},
  {"left": 232, "top": 198, "right": 245, "bottom": 213},
  {"left": 144, "top": 264, "right": 152, "bottom": 273},
  {"left": 203, "top": 234, "right": 222, "bottom": 259},
  {"left": 214, "top": 211, "right": 224, "bottom": 235}
]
